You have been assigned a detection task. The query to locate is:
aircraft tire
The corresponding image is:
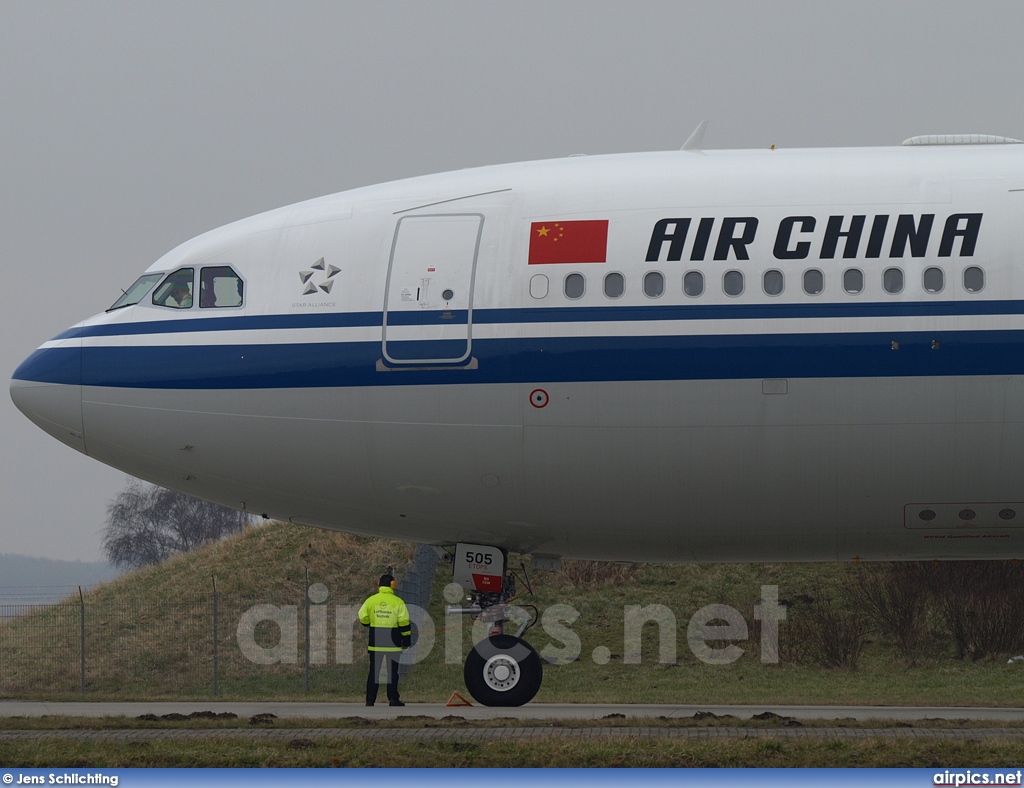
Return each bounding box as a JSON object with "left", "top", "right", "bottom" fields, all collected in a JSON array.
[{"left": 463, "top": 635, "right": 543, "bottom": 706}]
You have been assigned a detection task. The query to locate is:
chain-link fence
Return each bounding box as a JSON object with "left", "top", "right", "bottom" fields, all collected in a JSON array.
[{"left": 0, "top": 575, "right": 384, "bottom": 697}]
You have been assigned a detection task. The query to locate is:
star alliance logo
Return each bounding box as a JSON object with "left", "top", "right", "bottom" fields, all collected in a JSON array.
[{"left": 299, "top": 257, "right": 340, "bottom": 295}]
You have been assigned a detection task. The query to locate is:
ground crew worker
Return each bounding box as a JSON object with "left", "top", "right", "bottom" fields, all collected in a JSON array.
[{"left": 358, "top": 573, "right": 412, "bottom": 706}]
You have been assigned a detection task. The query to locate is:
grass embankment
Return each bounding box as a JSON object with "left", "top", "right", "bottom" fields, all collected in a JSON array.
[
  {"left": 3, "top": 522, "right": 1024, "bottom": 706},
  {"left": 0, "top": 525, "right": 412, "bottom": 698}
]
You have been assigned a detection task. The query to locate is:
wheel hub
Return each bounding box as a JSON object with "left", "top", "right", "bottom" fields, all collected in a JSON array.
[{"left": 482, "top": 654, "right": 520, "bottom": 691}]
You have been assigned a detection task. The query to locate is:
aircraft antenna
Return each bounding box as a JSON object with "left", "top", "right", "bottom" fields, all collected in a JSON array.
[{"left": 681, "top": 120, "right": 708, "bottom": 151}]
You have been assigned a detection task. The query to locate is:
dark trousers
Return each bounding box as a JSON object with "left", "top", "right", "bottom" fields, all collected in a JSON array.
[{"left": 366, "top": 650, "right": 401, "bottom": 704}]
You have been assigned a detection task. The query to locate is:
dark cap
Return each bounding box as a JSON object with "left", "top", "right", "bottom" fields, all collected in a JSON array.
[{"left": 379, "top": 573, "right": 395, "bottom": 587}]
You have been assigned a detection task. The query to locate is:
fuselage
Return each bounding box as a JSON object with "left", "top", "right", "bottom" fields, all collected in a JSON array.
[{"left": 12, "top": 141, "right": 1024, "bottom": 562}]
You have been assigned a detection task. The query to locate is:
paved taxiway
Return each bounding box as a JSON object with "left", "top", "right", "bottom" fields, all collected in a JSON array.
[{"left": 3, "top": 701, "right": 1024, "bottom": 721}]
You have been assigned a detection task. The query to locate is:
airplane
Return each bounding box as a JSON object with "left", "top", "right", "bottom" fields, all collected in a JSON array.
[{"left": 11, "top": 127, "right": 1024, "bottom": 705}]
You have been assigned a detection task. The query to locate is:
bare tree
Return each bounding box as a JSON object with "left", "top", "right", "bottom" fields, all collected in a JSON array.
[
  {"left": 922, "top": 561, "right": 1024, "bottom": 661},
  {"left": 102, "top": 479, "right": 252, "bottom": 569},
  {"left": 850, "top": 563, "right": 930, "bottom": 663}
]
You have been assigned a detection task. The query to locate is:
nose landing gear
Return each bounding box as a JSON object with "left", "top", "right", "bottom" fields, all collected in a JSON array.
[{"left": 447, "top": 542, "right": 543, "bottom": 706}]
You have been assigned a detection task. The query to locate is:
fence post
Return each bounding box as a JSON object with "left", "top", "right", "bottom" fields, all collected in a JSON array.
[
  {"left": 212, "top": 575, "right": 219, "bottom": 697},
  {"left": 304, "top": 567, "right": 310, "bottom": 693},
  {"left": 78, "top": 586, "right": 85, "bottom": 693}
]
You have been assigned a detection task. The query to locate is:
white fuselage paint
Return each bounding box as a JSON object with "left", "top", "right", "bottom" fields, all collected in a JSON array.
[{"left": 12, "top": 144, "right": 1024, "bottom": 562}]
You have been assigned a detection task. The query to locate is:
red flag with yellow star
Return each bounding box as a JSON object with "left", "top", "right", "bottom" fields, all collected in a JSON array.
[{"left": 528, "top": 220, "right": 608, "bottom": 264}]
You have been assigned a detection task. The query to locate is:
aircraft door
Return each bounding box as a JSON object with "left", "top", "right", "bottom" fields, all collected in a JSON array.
[{"left": 382, "top": 213, "right": 483, "bottom": 366}]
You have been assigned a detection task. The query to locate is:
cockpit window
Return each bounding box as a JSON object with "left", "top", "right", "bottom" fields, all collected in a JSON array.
[
  {"left": 199, "top": 266, "right": 243, "bottom": 308},
  {"left": 152, "top": 268, "right": 194, "bottom": 309},
  {"left": 107, "top": 273, "right": 163, "bottom": 311}
]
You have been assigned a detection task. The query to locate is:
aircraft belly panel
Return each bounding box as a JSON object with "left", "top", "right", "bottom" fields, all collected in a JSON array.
[
  {"left": 78, "top": 374, "right": 1024, "bottom": 562},
  {"left": 81, "top": 386, "right": 377, "bottom": 520}
]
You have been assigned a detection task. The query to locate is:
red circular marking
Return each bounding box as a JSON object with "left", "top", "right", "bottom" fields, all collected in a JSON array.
[{"left": 529, "top": 389, "right": 549, "bottom": 408}]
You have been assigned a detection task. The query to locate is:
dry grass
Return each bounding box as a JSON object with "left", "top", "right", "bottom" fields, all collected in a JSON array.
[
  {"left": 0, "top": 523, "right": 410, "bottom": 696},
  {"left": 559, "top": 560, "right": 640, "bottom": 589},
  {"left": 3, "top": 734, "right": 1024, "bottom": 768},
  {"left": 7, "top": 531, "right": 1024, "bottom": 707}
]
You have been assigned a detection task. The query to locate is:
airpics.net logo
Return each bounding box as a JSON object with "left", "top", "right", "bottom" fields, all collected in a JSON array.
[
  {"left": 233, "top": 583, "right": 786, "bottom": 667},
  {"left": 934, "top": 771, "right": 1023, "bottom": 786}
]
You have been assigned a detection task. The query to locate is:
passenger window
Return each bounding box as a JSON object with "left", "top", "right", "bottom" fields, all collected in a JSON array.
[
  {"left": 683, "top": 271, "right": 704, "bottom": 297},
  {"left": 529, "top": 274, "right": 549, "bottom": 299},
  {"left": 152, "top": 268, "right": 194, "bottom": 309},
  {"left": 564, "top": 273, "right": 585, "bottom": 300},
  {"left": 883, "top": 267, "right": 904, "bottom": 294},
  {"left": 723, "top": 270, "right": 744, "bottom": 297},
  {"left": 762, "top": 269, "right": 784, "bottom": 296},
  {"left": 843, "top": 268, "right": 864, "bottom": 294},
  {"left": 923, "top": 266, "right": 944, "bottom": 293},
  {"left": 803, "top": 269, "right": 824, "bottom": 296},
  {"left": 604, "top": 272, "right": 624, "bottom": 299},
  {"left": 199, "top": 266, "right": 243, "bottom": 308},
  {"left": 643, "top": 271, "right": 664, "bottom": 298},
  {"left": 964, "top": 266, "right": 985, "bottom": 293}
]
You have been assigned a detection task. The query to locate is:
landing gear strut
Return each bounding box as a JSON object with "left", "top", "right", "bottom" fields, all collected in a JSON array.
[{"left": 447, "top": 542, "right": 543, "bottom": 706}]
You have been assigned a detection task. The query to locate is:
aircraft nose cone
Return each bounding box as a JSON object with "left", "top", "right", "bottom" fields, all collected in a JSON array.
[{"left": 10, "top": 340, "right": 86, "bottom": 454}]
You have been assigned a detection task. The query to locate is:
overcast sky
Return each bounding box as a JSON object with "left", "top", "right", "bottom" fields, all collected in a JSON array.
[{"left": 2, "top": 1, "right": 1022, "bottom": 562}]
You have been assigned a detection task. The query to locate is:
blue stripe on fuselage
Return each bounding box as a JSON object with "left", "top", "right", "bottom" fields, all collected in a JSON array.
[
  {"left": 13, "top": 329, "right": 1024, "bottom": 389},
  {"left": 12, "top": 346, "right": 82, "bottom": 386},
  {"left": 53, "top": 299, "right": 1024, "bottom": 340}
]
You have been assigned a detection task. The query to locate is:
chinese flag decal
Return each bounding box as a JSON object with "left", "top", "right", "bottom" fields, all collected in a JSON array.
[{"left": 528, "top": 220, "right": 608, "bottom": 264}]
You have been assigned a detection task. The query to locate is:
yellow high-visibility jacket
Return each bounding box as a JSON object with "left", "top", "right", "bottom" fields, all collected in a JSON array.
[{"left": 358, "top": 586, "right": 411, "bottom": 652}]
